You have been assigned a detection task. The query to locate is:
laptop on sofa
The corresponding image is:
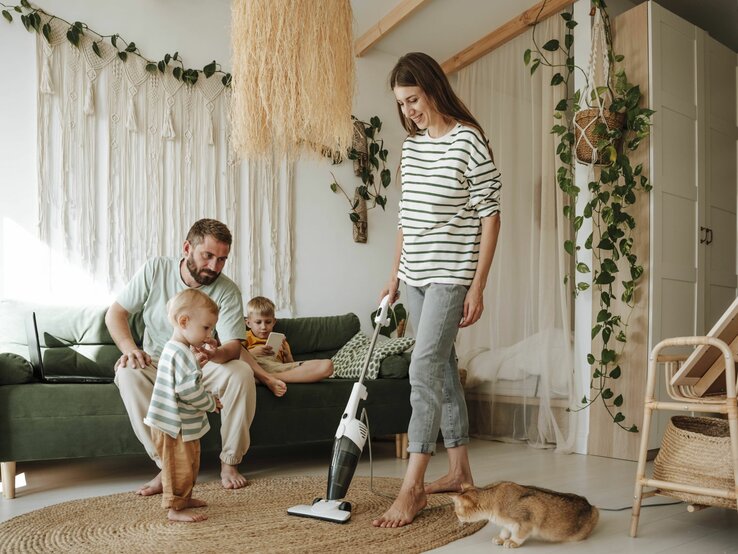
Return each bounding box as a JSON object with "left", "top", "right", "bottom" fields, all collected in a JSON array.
[{"left": 25, "top": 311, "right": 115, "bottom": 384}]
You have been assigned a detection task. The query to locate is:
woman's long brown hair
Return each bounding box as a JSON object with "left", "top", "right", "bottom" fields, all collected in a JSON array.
[{"left": 389, "top": 52, "right": 494, "bottom": 161}]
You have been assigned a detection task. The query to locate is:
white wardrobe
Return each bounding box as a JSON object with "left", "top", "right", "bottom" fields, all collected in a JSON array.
[{"left": 587, "top": 1, "right": 738, "bottom": 460}]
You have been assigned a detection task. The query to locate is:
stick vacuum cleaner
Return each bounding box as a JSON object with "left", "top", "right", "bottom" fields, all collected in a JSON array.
[{"left": 287, "top": 294, "right": 393, "bottom": 523}]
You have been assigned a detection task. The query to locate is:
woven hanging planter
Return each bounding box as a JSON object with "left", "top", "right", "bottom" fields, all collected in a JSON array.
[
  {"left": 230, "top": 0, "right": 355, "bottom": 161},
  {"left": 574, "top": 107, "right": 626, "bottom": 165},
  {"left": 653, "top": 415, "right": 736, "bottom": 509}
]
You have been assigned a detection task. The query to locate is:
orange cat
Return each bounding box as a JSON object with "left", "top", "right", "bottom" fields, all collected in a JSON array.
[{"left": 451, "top": 482, "right": 599, "bottom": 548}]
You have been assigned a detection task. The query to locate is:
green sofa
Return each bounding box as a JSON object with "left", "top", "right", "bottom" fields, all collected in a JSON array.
[{"left": 0, "top": 300, "right": 412, "bottom": 499}]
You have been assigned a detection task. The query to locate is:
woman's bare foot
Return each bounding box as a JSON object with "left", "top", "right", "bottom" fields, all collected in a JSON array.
[
  {"left": 266, "top": 378, "right": 287, "bottom": 397},
  {"left": 136, "top": 472, "right": 163, "bottom": 496},
  {"left": 424, "top": 472, "right": 473, "bottom": 495},
  {"left": 167, "top": 508, "right": 207, "bottom": 522},
  {"left": 372, "top": 486, "right": 427, "bottom": 528},
  {"left": 221, "top": 463, "right": 248, "bottom": 489},
  {"left": 185, "top": 497, "right": 208, "bottom": 508}
]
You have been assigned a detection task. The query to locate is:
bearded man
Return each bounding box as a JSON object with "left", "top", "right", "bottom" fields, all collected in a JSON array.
[{"left": 106, "top": 218, "right": 263, "bottom": 493}]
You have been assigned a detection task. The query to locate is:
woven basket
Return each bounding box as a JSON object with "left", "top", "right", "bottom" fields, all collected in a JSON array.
[
  {"left": 653, "top": 416, "right": 736, "bottom": 508},
  {"left": 574, "top": 108, "right": 626, "bottom": 165}
]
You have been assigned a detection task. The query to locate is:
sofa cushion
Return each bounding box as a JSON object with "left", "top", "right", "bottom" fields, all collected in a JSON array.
[
  {"left": 0, "top": 353, "right": 34, "bottom": 385},
  {"left": 273, "top": 313, "right": 360, "bottom": 358},
  {"left": 0, "top": 300, "right": 144, "bottom": 378},
  {"left": 378, "top": 353, "right": 412, "bottom": 379},
  {"left": 332, "top": 333, "right": 414, "bottom": 379}
]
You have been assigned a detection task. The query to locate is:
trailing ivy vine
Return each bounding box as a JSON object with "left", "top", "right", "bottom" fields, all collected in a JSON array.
[
  {"left": 1, "top": 0, "right": 232, "bottom": 86},
  {"left": 524, "top": 0, "right": 654, "bottom": 432}
]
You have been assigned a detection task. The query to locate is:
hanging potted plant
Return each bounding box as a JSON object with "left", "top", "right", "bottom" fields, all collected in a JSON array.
[{"left": 524, "top": 0, "right": 654, "bottom": 432}]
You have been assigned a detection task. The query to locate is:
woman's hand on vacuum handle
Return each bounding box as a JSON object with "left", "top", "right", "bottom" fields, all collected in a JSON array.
[{"left": 380, "top": 276, "right": 400, "bottom": 305}]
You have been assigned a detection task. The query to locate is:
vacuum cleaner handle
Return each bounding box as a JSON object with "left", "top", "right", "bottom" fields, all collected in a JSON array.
[{"left": 374, "top": 294, "right": 392, "bottom": 327}]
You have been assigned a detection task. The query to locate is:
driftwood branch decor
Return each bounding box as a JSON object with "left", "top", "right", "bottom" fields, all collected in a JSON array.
[{"left": 230, "top": 0, "right": 355, "bottom": 161}]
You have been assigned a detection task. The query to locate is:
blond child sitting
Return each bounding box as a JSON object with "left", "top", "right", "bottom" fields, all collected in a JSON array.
[
  {"left": 143, "top": 288, "right": 222, "bottom": 523},
  {"left": 241, "top": 296, "right": 333, "bottom": 397}
]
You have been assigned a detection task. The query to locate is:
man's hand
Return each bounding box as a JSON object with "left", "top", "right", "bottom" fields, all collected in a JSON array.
[
  {"left": 115, "top": 349, "right": 152, "bottom": 370},
  {"left": 214, "top": 396, "right": 223, "bottom": 414}
]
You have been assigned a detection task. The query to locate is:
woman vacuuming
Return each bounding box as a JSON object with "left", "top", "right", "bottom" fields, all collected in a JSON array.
[{"left": 374, "top": 52, "right": 502, "bottom": 528}]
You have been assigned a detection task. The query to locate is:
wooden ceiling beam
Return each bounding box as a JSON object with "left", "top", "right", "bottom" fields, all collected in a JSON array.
[
  {"left": 355, "top": 0, "right": 431, "bottom": 57},
  {"left": 441, "top": 0, "right": 575, "bottom": 75}
]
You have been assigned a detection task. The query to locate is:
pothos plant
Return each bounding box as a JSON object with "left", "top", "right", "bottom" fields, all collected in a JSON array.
[
  {"left": 1, "top": 0, "right": 232, "bottom": 86},
  {"left": 329, "top": 115, "right": 392, "bottom": 224},
  {"left": 524, "top": 0, "right": 654, "bottom": 432}
]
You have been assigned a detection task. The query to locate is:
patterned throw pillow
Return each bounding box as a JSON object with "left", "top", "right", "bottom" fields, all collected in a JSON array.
[{"left": 331, "top": 332, "right": 415, "bottom": 380}]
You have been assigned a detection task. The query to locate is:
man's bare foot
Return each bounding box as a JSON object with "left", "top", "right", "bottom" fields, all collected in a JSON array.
[
  {"left": 372, "top": 486, "right": 427, "bottom": 528},
  {"left": 266, "top": 378, "right": 287, "bottom": 397},
  {"left": 424, "top": 473, "right": 473, "bottom": 495},
  {"left": 136, "top": 472, "right": 163, "bottom": 496},
  {"left": 221, "top": 463, "right": 248, "bottom": 489},
  {"left": 167, "top": 508, "right": 207, "bottom": 522},
  {"left": 185, "top": 497, "right": 208, "bottom": 508}
]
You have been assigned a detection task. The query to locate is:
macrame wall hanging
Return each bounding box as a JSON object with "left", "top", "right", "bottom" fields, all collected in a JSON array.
[
  {"left": 30, "top": 8, "right": 296, "bottom": 310},
  {"left": 230, "top": 0, "right": 355, "bottom": 161}
]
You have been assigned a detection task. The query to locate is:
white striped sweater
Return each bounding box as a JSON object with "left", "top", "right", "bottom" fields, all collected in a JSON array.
[
  {"left": 398, "top": 123, "right": 501, "bottom": 287},
  {"left": 144, "top": 340, "right": 217, "bottom": 441}
]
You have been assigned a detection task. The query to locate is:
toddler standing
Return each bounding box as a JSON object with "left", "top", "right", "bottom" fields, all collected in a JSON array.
[{"left": 144, "top": 288, "right": 222, "bottom": 522}]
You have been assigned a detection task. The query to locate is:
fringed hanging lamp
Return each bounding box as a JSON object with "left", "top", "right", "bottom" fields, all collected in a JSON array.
[{"left": 230, "top": 0, "right": 355, "bottom": 161}]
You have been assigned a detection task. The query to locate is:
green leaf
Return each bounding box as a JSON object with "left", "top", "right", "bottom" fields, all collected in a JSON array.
[
  {"left": 145, "top": 62, "right": 157, "bottom": 73},
  {"left": 523, "top": 48, "right": 531, "bottom": 65},
  {"left": 66, "top": 28, "right": 80, "bottom": 47},
  {"left": 158, "top": 60, "right": 166, "bottom": 73},
  {"left": 609, "top": 366, "right": 622, "bottom": 379},
  {"left": 601, "top": 291, "right": 611, "bottom": 306},
  {"left": 551, "top": 73, "right": 564, "bottom": 86},
  {"left": 173, "top": 52, "right": 179, "bottom": 61},
  {"left": 222, "top": 73, "right": 232, "bottom": 87},
  {"left": 542, "top": 39, "right": 560, "bottom": 51},
  {"left": 561, "top": 12, "right": 572, "bottom": 21},
  {"left": 111, "top": 34, "right": 118, "bottom": 48},
  {"left": 566, "top": 20, "right": 577, "bottom": 29},
  {"left": 2, "top": 10, "right": 12, "bottom": 23},
  {"left": 615, "top": 54, "right": 625, "bottom": 62},
  {"left": 530, "top": 59, "right": 540, "bottom": 75},
  {"left": 555, "top": 98, "right": 568, "bottom": 111},
  {"left": 91, "top": 40, "right": 102, "bottom": 57},
  {"left": 601, "top": 349, "right": 617, "bottom": 364},
  {"left": 203, "top": 61, "right": 217, "bottom": 78},
  {"left": 613, "top": 394, "right": 623, "bottom": 407},
  {"left": 173, "top": 66, "right": 182, "bottom": 80},
  {"left": 376, "top": 195, "right": 387, "bottom": 209},
  {"left": 118, "top": 51, "right": 128, "bottom": 62},
  {"left": 595, "top": 271, "right": 615, "bottom": 285},
  {"left": 628, "top": 425, "right": 639, "bottom": 433},
  {"left": 591, "top": 324, "right": 602, "bottom": 340},
  {"left": 576, "top": 262, "right": 590, "bottom": 273},
  {"left": 330, "top": 183, "right": 337, "bottom": 193},
  {"left": 577, "top": 282, "right": 590, "bottom": 291},
  {"left": 125, "top": 41, "right": 137, "bottom": 53},
  {"left": 349, "top": 212, "right": 360, "bottom": 223},
  {"left": 602, "top": 388, "right": 614, "bottom": 400},
  {"left": 614, "top": 412, "right": 626, "bottom": 423},
  {"left": 564, "top": 239, "right": 574, "bottom": 255},
  {"left": 165, "top": 53, "right": 171, "bottom": 64},
  {"left": 581, "top": 396, "right": 588, "bottom": 404},
  {"left": 597, "top": 309, "right": 610, "bottom": 323},
  {"left": 42, "top": 22, "right": 51, "bottom": 42},
  {"left": 381, "top": 168, "right": 391, "bottom": 188},
  {"left": 20, "top": 0, "right": 31, "bottom": 7},
  {"left": 564, "top": 33, "right": 574, "bottom": 49}
]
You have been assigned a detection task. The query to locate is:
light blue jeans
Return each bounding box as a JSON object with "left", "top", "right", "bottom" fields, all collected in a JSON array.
[{"left": 405, "top": 283, "right": 470, "bottom": 454}]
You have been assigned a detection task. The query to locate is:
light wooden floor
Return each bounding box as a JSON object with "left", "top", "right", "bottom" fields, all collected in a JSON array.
[{"left": 1, "top": 439, "right": 736, "bottom": 552}]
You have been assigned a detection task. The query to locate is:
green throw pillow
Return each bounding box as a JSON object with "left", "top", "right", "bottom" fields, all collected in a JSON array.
[
  {"left": 331, "top": 332, "right": 414, "bottom": 380},
  {"left": 0, "top": 352, "right": 35, "bottom": 385}
]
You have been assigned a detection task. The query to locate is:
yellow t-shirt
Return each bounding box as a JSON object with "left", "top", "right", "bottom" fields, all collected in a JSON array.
[{"left": 244, "top": 329, "right": 293, "bottom": 363}]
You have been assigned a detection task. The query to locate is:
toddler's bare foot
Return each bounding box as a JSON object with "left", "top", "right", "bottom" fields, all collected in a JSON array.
[
  {"left": 372, "top": 486, "right": 427, "bottom": 528},
  {"left": 221, "top": 463, "right": 248, "bottom": 489},
  {"left": 267, "top": 378, "right": 287, "bottom": 397},
  {"left": 424, "top": 472, "right": 473, "bottom": 495},
  {"left": 136, "top": 472, "right": 163, "bottom": 496},
  {"left": 185, "top": 497, "right": 207, "bottom": 508},
  {"left": 167, "top": 508, "right": 207, "bottom": 522}
]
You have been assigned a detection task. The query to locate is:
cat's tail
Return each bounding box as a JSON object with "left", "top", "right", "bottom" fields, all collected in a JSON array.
[{"left": 573, "top": 505, "right": 599, "bottom": 541}]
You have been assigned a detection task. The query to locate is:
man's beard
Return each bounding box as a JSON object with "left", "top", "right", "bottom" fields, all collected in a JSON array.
[{"left": 186, "top": 255, "right": 219, "bottom": 286}]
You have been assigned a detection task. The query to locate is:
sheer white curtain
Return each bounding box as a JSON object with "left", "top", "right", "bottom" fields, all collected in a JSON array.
[{"left": 455, "top": 15, "right": 576, "bottom": 452}]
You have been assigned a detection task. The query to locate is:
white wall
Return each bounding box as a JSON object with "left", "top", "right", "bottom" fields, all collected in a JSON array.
[{"left": 0, "top": 0, "right": 404, "bottom": 331}]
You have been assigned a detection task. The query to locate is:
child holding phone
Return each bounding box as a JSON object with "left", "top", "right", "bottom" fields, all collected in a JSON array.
[{"left": 241, "top": 296, "right": 333, "bottom": 397}]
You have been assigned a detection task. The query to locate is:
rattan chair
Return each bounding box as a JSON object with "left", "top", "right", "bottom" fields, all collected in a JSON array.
[{"left": 630, "top": 324, "right": 738, "bottom": 537}]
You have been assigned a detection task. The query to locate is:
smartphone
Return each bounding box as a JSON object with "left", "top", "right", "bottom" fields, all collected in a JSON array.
[{"left": 266, "top": 332, "right": 285, "bottom": 352}]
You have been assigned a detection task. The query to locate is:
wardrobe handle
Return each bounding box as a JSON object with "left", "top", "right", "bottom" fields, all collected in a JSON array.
[
  {"left": 706, "top": 228, "right": 713, "bottom": 245},
  {"left": 700, "top": 226, "right": 708, "bottom": 244}
]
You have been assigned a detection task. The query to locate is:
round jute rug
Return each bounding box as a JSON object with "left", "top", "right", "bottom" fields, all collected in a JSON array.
[{"left": 0, "top": 476, "right": 486, "bottom": 553}]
